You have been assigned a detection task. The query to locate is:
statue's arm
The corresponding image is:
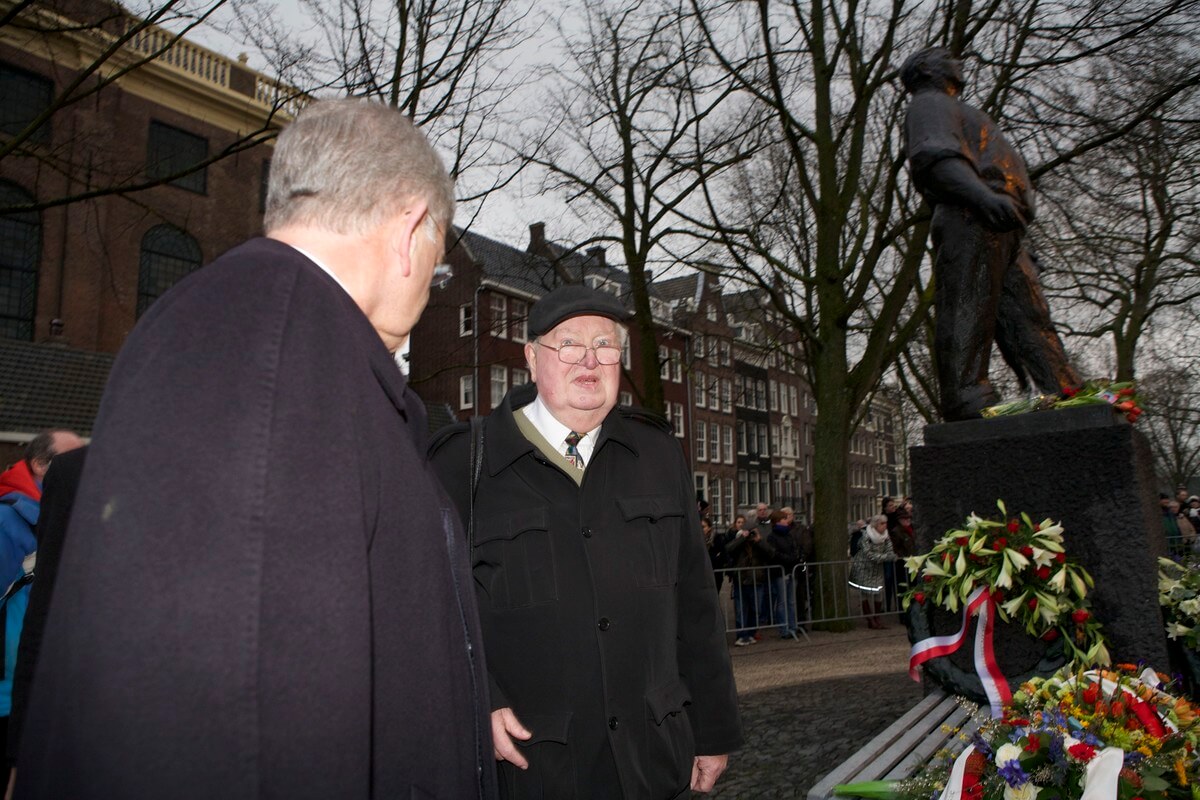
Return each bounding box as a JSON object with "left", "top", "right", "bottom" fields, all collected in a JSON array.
[{"left": 924, "top": 157, "right": 1025, "bottom": 232}]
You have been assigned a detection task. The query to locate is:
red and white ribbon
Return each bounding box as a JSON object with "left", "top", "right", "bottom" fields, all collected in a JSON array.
[{"left": 909, "top": 586, "right": 1012, "bottom": 717}]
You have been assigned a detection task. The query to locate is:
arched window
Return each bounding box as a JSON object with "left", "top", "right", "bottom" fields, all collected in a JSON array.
[
  {"left": 0, "top": 181, "right": 41, "bottom": 340},
  {"left": 137, "top": 224, "right": 200, "bottom": 318}
]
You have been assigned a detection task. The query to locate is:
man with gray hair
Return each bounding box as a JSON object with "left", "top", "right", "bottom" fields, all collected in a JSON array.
[{"left": 17, "top": 100, "right": 495, "bottom": 799}]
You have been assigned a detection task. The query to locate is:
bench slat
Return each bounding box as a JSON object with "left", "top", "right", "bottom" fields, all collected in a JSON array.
[
  {"left": 848, "top": 695, "right": 965, "bottom": 782},
  {"left": 807, "top": 690, "right": 954, "bottom": 800},
  {"left": 883, "top": 707, "right": 978, "bottom": 779}
]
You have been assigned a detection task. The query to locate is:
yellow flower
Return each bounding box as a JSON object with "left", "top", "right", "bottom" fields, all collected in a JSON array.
[{"left": 1177, "top": 758, "right": 1189, "bottom": 787}]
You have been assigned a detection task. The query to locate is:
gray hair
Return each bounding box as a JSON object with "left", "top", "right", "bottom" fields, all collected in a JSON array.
[
  {"left": 869, "top": 514, "right": 889, "bottom": 527},
  {"left": 25, "top": 429, "right": 74, "bottom": 467},
  {"left": 264, "top": 99, "right": 455, "bottom": 237}
]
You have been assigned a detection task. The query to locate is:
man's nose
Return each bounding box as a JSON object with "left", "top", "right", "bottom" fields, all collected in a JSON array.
[{"left": 580, "top": 347, "right": 601, "bottom": 368}]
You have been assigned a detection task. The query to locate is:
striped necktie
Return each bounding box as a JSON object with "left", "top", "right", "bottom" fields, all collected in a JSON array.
[{"left": 564, "top": 431, "right": 585, "bottom": 470}]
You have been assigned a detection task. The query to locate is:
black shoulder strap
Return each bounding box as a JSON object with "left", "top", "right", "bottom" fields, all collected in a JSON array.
[{"left": 467, "top": 415, "right": 485, "bottom": 548}]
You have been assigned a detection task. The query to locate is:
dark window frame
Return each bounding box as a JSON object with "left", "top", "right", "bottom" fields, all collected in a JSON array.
[
  {"left": 146, "top": 120, "right": 209, "bottom": 194},
  {"left": 137, "top": 224, "right": 201, "bottom": 318},
  {"left": 0, "top": 62, "right": 53, "bottom": 144},
  {"left": 0, "top": 181, "right": 40, "bottom": 340}
]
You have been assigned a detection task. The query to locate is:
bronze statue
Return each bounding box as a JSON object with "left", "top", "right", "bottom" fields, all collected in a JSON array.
[{"left": 902, "top": 47, "right": 1079, "bottom": 421}]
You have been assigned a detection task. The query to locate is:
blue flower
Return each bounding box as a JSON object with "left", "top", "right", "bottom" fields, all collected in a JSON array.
[{"left": 997, "top": 762, "right": 1030, "bottom": 788}]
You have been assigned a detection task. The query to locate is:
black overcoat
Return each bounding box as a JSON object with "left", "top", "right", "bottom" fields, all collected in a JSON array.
[
  {"left": 16, "top": 239, "right": 496, "bottom": 799},
  {"left": 429, "top": 383, "right": 742, "bottom": 800}
]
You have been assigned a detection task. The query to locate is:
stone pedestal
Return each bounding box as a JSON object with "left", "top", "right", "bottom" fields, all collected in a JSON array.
[{"left": 910, "top": 406, "right": 1168, "bottom": 687}]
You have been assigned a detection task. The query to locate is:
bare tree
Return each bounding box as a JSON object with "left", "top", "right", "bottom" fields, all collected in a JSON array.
[
  {"left": 689, "top": 0, "right": 1200, "bottom": 624},
  {"left": 517, "top": 0, "right": 763, "bottom": 413},
  {"left": 0, "top": 0, "right": 301, "bottom": 214},
  {"left": 241, "top": 0, "right": 534, "bottom": 225},
  {"left": 1139, "top": 363, "right": 1200, "bottom": 491},
  {"left": 1036, "top": 88, "right": 1200, "bottom": 381}
]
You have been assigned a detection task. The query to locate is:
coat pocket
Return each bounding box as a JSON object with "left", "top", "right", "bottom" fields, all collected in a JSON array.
[
  {"left": 617, "top": 495, "right": 683, "bottom": 587},
  {"left": 643, "top": 681, "right": 694, "bottom": 796},
  {"left": 505, "top": 712, "right": 575, "bottom": 800},
  {"left": 472, "top": 507, "right": 557, "bottom": 609}
]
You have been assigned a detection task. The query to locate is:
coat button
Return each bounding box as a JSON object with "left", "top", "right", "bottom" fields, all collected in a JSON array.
[
  {"left": 598, "top": 617, "right": 611, "bottom": 631},
  {"left": 582, "top": 527, "right": 592, "bottom": 538},
  {"left": 608, "top": 716, "right": 619, "bottom": 730}
]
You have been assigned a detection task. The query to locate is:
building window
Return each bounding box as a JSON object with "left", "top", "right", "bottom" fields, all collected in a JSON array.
[
  {"left": 771, "top": 424, "right": 780, "bottom": 453},
  {"left": 710, "top": 479, "right": 722, "bottom": 523},
  {"left": 790, "top": 385, "right": 799, "bottom": 416},
  {"left": 758, "top": 424, "right": 769, "bottom": 457},
  {"left": 672, "top": 402, "right": 685, "bottom": 437},
  {"left": 694, "top": 372, "right": 706, "bottom": 407},
  {"left": 671, "top": 349, "right": 683, "bottom": 383},
  {"left": 723, "top": 425, "right": 733, "bottom": 464},
  {"left": 511, "top": 367, "right": 529, "bottom": 386},
  {"left": 490, "top": 365, "right": 507, "bottom": 408},
  {"left": 510, "top": 299, "right": 528, "bottom": 342},
  {"left": 769, "top": 380, "right": 779, "bottom": 412},
  {"left": 706, "top": 303, "right": 717, "bottom": 322},
  {"left": 696, "top": 421, "right": 707, "bottom": 461},
  {"left": 137, "top": 224, "right": 201, "bottom": 318},
  {"left": 737, "top": 421, "right": 747, "bottom": 454},
  {"left": 459, "top": 304, "right": 473, "bottom": 336},
  {"left": 0, "top": 63, "right": 53, "bottom": 144},
  {"left": 720, "top": 340, "right": 730, "bottom": 366},
  {"left": 720, "top": 378, "right": 732, "bottom": 413},
  {"left": 146, "top": 120, "right": 208, "bottom": 194},
  {"left": 0, "top": 181, "right": 40, "bottom": 340},
  {"left": 459, "top": 375, "right": 475, "bottom": 409},
  {"left": 738, "top": 470, "right": 748, "bottom": 506},
  {"left": 695, "top": 472, "right": 708, "bottom": 504},
  {"left": 619, "top": 390, "right": 633, "bottom": 406},
  {"left": 724, "top": 479, "right": 734, "bottom": 523},
  {"left": 709, "top": 422, "right": 719, "bottom": 462},
  {"left": 756, "top": 380, "right": 767, "bottom": 411},
  {"left": 489, "top": 295, "right": 508, "bottom": 338},
  {"left": 707, "top": 380, "right": 719, "bottom": 410},
  {"left": 622, "top": 342, "right": 631, "bottom": 369},
  {"left": 707, "top": 336, "right": 718, "bottom": 366},
  {"left": 659, "top": 345, "right": 670, "bottom": 380}
]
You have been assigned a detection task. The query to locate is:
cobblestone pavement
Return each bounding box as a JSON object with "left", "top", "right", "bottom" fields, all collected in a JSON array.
[{"left": 706, "top": 623, "right": 923, "bottom": 799}]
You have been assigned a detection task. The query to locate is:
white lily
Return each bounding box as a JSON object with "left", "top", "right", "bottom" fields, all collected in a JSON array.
[
  {"left": 996, "top": 559, "right": 1014, "bottom": 589},
  {"left": 1070, "top": 571, "right": 1088, "bottom": 599},
  {"left": 1047, "top": 568, "right": 1068, "bottom": 593},
  {"left": 1002, "top": 593, "right": 1028, "bottom": 616},
  {"left": 1030, "top": 546, "right": 1056, "bottom": 568},
  {"left": 1006, "top": 548, "right": 1030, "bottom": 572},
  {"left": 955, "top": 548, "right": 967, "bottom": 577}
]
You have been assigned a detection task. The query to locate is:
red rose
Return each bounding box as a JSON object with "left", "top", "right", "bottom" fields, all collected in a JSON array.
[
  {"left": 1055, "top": 552, "right": 1066, "bottom": 563},
  {"left": 1023, "top": 735, "right": 1040, "bottom": 753},
  {"left": 955, "top": 537, "right": 969, "bottom": 547},
  {"left": 994, "top": 537, "right": 1008, "bottom": 549},
  {"left": 1020, "top": 546, "right": 1034, "bottom": 557},
  {"left": 1007, "top": 520, "right": 1019, "bottom": 533},
  {"left": 1072, "top": 609, "right": 1090, "bottom": 624},
  {"left": 991, "top": 589, "right": 1005, "bottom": 603},
  {"left": 1111, "top": 700, "right": 1125, "bottom": 717},
  {"left": 1027, "top": 597, "right": 1038, "bottom": 610},
  {"left": 923, "top": 574, "right": 935, "bottom": 583},
  {"left": 1068, "top": 742, "right": 1097, "bottom": 762},
  {"left": 1063, "top": 386, "right": 1079, "bottom": 397},
  {"left": 1033, "top": 524, "right": 1041, "bottom": 532},
  {"left": 1036, "top": 566, "right": 1051, "bottom": 580},
  {"left": 1041, "top": 628, "right": 1059, "bottom": 641},
  {"left": 1082, "top": 684, "right": 1100, "bottom": 705},
  {"left": 914, "top": 592, "right": 926, "bottom": 604}
]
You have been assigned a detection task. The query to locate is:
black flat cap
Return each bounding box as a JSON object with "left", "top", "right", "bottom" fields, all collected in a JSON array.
[{"left": 529, "top": 285, "right": 633, "bottom": 336}]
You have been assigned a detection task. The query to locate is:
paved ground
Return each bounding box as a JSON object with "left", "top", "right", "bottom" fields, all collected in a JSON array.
[{"left": 706, "top": 623, "right": 923, "bottom": 798}]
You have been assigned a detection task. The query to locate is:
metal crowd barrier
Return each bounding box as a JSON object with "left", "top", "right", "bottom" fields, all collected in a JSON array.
[{"left": 713, "top": 560, "right": 907, "bottom": 642}]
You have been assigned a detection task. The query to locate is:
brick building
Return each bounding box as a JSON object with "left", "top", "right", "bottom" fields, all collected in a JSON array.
[{"left": 0, "top": 0, "right": 295, "bottom": 457}]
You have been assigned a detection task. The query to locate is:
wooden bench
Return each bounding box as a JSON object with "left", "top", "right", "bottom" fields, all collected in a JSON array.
[{"left": 807, "top": 690, "right": 979, "bottom": 800}]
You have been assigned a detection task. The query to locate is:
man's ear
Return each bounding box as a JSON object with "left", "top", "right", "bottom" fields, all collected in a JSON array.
[
  {"left": 392, "top": 200, "right": 430, "bottom": 277},
  {"left": 525, "top": 341, "right": 538, "bottom": 383}
]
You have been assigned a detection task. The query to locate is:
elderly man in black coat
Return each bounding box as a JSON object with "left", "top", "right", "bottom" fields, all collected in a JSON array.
[
  {"left": 430, "top": 286, "right": 743, "bottom": 799},
  {"left": 16, "top": 100, "right": 495, "bottom": 799}
]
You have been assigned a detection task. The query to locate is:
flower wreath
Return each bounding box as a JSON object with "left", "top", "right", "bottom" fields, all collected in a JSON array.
[
  {"left": 903, "top": 501, "right": 1110, "bottom": 672},
  {"left": 1159, "top": 557, "right": 1200, "bottom": 652},
  {"left": 836, "top": 664, "right": 1199, "bottom": 800}
]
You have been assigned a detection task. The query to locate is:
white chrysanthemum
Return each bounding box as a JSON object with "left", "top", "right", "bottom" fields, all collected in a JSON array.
[
  {"left": 995, "top": 742, "right": 1022, "bottom": 767},
  {"left": 1004, "top": 783, "right": 1040, "bottom": 800}
]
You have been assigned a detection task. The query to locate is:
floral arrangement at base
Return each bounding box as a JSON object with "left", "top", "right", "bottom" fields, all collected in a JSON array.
[
  {"left": 835, "top": 664, "right": 1200, "bottom": 800},
  {"left": 982, "top": 380, "right": 1142, "bottom": 423},
  {"left": 904, "top": 501, "right": 1109, "bottom": 667},
  {"left": 1160, "top": 558, "right": 1200, "bottom": 652}
]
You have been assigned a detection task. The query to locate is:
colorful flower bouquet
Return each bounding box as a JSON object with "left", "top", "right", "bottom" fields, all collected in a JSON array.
[
  {"left": 904, "top": 502, "right": 1109, "bottom": 668},
  {"left": 982, "top": 380, "right": 1143, "bottom": 424},
  {"left": 835, "top": 664, "right": 1200, "bottom": 800}
]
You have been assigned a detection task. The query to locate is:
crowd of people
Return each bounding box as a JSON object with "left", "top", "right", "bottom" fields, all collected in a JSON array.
[{"left": 1163, "top": 486, "right": 1200, "bottom": 557}]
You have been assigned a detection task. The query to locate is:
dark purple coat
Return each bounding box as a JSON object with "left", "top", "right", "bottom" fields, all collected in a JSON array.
[{"left": 16, "top": 238, "right": 496, "bottom": 799}]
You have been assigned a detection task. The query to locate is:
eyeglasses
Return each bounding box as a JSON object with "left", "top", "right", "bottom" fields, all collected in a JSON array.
[{"left": 536, "top": 340, "right": 623, "bottom": 366}]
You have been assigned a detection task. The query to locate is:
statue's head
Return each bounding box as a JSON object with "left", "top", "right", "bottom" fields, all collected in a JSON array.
[{"left": 900, "top": 47, "right": 964, "bottom": 95}]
